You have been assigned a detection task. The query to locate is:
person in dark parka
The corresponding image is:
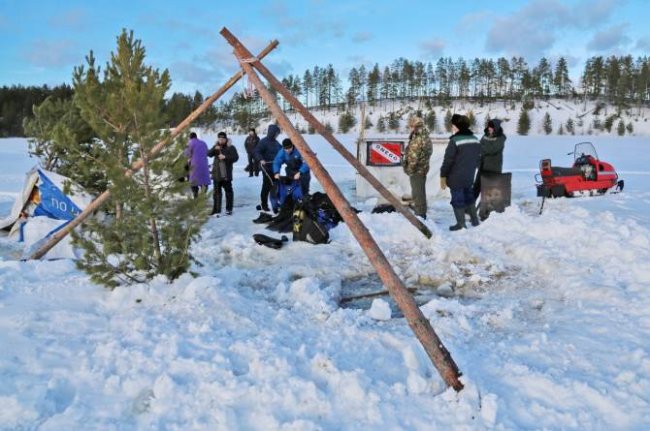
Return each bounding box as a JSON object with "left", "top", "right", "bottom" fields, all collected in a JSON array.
[
  {"left": 440, "top": 114, "right": 481, "bottom": 231},
  {"left": 473, "top": 118, "right": 506, "bottom": 201},
  {"left": 244, "top": 127, "right": 260, "bottom": 177},
  {"left": 207, "top": 131, "right": 239, "bottom": 216},
  {"left": 253, "top": 124, "right": 282, "bottom": 212}
]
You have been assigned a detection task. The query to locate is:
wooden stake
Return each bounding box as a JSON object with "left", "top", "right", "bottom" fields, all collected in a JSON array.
[
  {"left": 221, "top": 29, "right": 431, "bottom": 239},
  {"left": 29, "top": 40, "right": 279, "bottom": 260},
  {"left": 221, "top": 27, "right": 463, "bottom": 391}
]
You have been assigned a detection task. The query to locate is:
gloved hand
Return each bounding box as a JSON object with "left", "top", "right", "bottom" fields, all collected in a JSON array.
[{"left": 440, "top": 177, "right": 447, "bottom": 190}]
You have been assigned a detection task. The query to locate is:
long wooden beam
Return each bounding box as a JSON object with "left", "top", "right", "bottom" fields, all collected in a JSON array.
[
  {"left": 221, "top": 28, "right": 463, "bottom": 391},
  {"left": 220, "top": 30, "right": 431, "bottom": 239},
  {"left": 29, "top": 40, "right": 279, "bottom": 260}
]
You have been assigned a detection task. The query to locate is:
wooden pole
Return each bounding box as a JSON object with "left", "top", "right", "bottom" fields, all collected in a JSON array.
[
  {"left": 29, "top": 40, "right": 279, "bottom": 260},
  {"left": 220, "top": 28, "right": 431, "bottom": 239},
  {"left": 221, "top": 28, "right": 463, "bottom": 391}
]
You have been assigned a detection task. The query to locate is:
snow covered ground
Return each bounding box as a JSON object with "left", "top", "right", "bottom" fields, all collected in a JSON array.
[{"left": 1, "top": 133, "right": 649, "bottom": 430}]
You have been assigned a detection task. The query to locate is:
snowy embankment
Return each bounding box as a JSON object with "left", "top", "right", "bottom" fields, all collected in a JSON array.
[{"left": 1, "top": 135, "right": 649, "bottom": 430}]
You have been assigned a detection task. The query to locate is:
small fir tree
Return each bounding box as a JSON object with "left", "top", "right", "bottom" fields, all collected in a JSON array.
[
  {"left": 338, "top": 111, "right": 356, "bottom": 133},
  {"left": 626, "top": 122, "right": 634, "bottom": 134},
  {"left": 324, "top": 121, "right": 334, "bottom": 133},
  {"left": 558, "top": 124, "right": 565, "bottom": 135},
  {"left": 542, "top": 112, "right": 553, "bottom": 135},
  {"left": 70, "top": 29, "right": 208, "bottom": 287},
  {"left": 23, "top": 97, "right": 106, "bottom": 195},
  {"left": 593, "top": 118, "right": 603, "bottom": 131},
  {"left": 517, "top": 108, "right": 531, "bottom": 136},
  {"left": 377, "top": 115, "right": 386, "bottom": 133},
  {"left": 617, "top": 120, "right": 625, "bottom": 136},
  {"left": 566, "top": 118, "right": 575, "bottom": 135},
  {"left": 467, "top": 111, "right": 477, "bottom": 129},
  {"left": 424, "top": 110, "right": 437, "bottom": 132},
  {"left": 364, "top": 116, "right": 373, "bottom": 130},
  {"left": 388, "top": 112, "right": 400, "bottom": 131},
  {"left": 604, "top": 114, "right": 616, "bottom": 133}
]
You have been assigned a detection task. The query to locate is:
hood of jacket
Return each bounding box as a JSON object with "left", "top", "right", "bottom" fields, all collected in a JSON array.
[
  {"left": 266, "top": 124, "right": 280, "bottom": 139},
  {"left": 485, "top": 119, "right": 503, "bottom": 137}
]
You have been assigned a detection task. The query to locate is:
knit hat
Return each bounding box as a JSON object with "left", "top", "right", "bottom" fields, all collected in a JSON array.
[
  {"left": 282, "top": 138, "right": 293, "bottom": 149},
  {"left": 217, "top": 131, "right": 227, "bottom": 139}
]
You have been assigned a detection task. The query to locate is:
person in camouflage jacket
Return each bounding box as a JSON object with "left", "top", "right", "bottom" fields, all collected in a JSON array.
[{"left": 403, "top": 116, "right": 433, "bottom": 218}]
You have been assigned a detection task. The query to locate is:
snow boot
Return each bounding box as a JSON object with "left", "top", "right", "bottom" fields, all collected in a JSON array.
[
  {"left": 449, "top": 207, "right": 466, "bottom": 231},
  {"left": 466, "top": 204, "right": 480, "bottom": 227}
]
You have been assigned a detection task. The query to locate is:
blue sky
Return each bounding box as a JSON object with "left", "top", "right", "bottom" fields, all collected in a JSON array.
[{"left": 1, "top": 0, "right": 648, "bottom": 96}]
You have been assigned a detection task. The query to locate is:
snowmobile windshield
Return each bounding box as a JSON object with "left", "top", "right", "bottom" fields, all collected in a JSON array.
[{"left": 574, "top": 142, "right": 598, "bottom": 162}]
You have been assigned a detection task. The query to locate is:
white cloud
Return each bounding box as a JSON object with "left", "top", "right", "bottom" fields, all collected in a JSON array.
[
  {"left": 635, "top": 36, "right": 650, "bottom": 51},
  {"left": 23, "top": 39, "right": 79, "bottom": 68},
  {"left": 420, "top": 39, "right": 445, "bottom": 58},
  {"left": 483, "top": 0, "right": 618, "bottom": 58},
  {"left": 351, "top": 32, "right": 373, "bottom": 43},
  {"left": 586, "top": 24, "right": 631, "bottom": 51},
  {"left": 48, "top": 8, "right": 89, "bottom": 30}
]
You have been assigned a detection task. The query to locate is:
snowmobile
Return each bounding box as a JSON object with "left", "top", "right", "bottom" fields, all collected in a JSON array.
[{"left": 536, "top": 142, "right": 623, "bottom": 199}]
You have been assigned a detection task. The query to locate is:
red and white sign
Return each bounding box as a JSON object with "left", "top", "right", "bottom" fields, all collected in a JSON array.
[{"left": 367, "top": 141, "right": 403, "bottom": 166}]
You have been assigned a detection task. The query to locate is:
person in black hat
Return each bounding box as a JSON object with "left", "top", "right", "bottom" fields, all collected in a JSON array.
[
  {"left": 244, "top": 127, "right": 260, "bottom": 177},
  {"left": 273, "top": 138, "right": 311, "bottom": 196},
  {"left": 253, "top": 124, "right": 282, "bottom": 211},
  {"left": 440, "top": 114, "right": 481, "bottom": 230},
  {"left": 207, "top": 131, "right": 239, "bottom": 216}
]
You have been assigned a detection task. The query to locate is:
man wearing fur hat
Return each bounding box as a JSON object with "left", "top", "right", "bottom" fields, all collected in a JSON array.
[
  {"left": 403, "top": 115, "right": 433, "bottom": 219},
  {"left": 207, "top": 131, "right": 239, "bottom": 216},
  {"left": 440, "top": 114, "right": 481, "bottom": 230}
]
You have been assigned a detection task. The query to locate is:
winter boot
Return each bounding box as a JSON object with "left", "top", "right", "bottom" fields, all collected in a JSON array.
[
  {"left": 466, "top": 204, "right": 480, "bottom": 227},
  {"left": 449, "top": 207, "right": 467, "bottom": 231}
]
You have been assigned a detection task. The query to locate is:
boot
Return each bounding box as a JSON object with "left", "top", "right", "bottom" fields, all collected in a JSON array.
[
  {"left": 449, "top": 207, "right": 466, "bottom": 231},
  {"left": 466, "top": 204, "right": 480, "bottom": 227}
]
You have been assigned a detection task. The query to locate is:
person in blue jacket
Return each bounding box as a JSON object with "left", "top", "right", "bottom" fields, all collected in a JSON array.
[
  {"left": 273, "top": 138, "right": 311, "bottom": 196},
  {"left": 253, "top": 124, "right": 282, "bottom": 211}
]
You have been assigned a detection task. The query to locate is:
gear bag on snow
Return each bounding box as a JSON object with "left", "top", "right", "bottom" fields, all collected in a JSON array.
[{"left": 292, "top": 192, "right": 342, "bottom": 244}]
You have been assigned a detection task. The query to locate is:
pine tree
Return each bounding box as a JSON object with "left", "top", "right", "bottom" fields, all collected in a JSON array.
[
  {"left": 71, "top": 29, "right": 208, "bottom": 287},
  {"left": 542, "top": 112, "right": 553, "bottom": 135},
  {"left": 604, "top": 114, "right": 616, "bottom": 132},
  {"left": 517, "top": 108, "right": 531, "bottom": 135},
  {"left": 467, "top": 110, "right": 477, "bottom": 129},
  {"left": 23, "top": 96, "right": 105, "bottom": 194},
  {"left": 593, "top": 118, "right": 602, "bottom": 131},
  {"left": 364, "top": 117, "right": 373, "bottom": 130},
  {"left": 338, "top": 111, "right": 357, "bottom": 133},
  {"left": 424, "top": 110, "right": 437, "bottom": 132},
  {"left": 566, "top": 118, "right": 575, "bottom": 135},
  {"left": 617, "top": 120, "right": 625, "bottom": 136},
  {"left": 388, "top": 112, "right": 400, "bottom": 131},
  {"left": 377, "top": 115, "right": 386, "bottom": 133},
  {"left": 558, "top": 124, "right": 564, "bottom": 135},
  {"left": 626, "top": 121, "right": 634, "bottom": 134}
]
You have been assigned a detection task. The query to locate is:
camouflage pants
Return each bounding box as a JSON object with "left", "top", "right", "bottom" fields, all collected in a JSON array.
[{"left": 409, "top": 174, "right": 427, "bottom": 217}]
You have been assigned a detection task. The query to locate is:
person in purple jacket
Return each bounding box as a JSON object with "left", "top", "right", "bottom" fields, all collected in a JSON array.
[{"left": 184, "top": 132, "right": 211, "bottom": 198}]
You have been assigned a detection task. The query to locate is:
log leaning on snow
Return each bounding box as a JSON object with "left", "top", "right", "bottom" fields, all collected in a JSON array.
[
  {"left": 28, "top": 40, "right": 280, "bottom": 260},
  {"left": 221, "top": 27, "right": 463, "bottom": 392},
  {"left": 223, "top": 32, "right": 431, "bottom": 239}
]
